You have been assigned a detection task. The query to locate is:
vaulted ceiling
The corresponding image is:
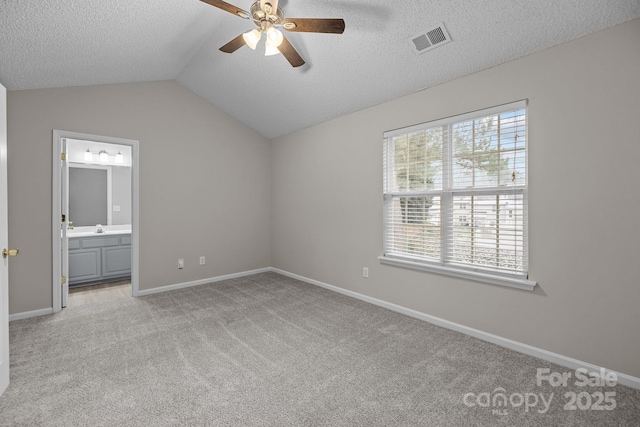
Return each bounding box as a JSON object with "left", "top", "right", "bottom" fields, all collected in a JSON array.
[{"left": 1, "top": 0, "right": 639, "bottom": 139}]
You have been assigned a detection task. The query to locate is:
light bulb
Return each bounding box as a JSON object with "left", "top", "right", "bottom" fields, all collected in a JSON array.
[
  {"left": 242, "top": 29, "right": 262, "bottom": 50},
  {"left": 99, "top": 151, "right": 109, "bottom": 162},
  {"left": 115, "top": 152, "right": 124, "bottom": 164},
  {"left": 84, "top": 149, "right": 93, "bottom": 161}
]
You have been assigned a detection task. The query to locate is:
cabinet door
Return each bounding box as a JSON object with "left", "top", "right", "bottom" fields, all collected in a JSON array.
[
  {"left": 69, "top": 248, "right": 102, "bottom": 284},
  {"left": 102, "top": 246, "right": 132, "bottom": 278}
]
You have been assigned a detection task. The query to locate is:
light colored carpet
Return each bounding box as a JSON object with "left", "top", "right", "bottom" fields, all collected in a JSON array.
[
  {"left": 1, "top": 272, "right": 639, "bottom": 426},
  {"left": 68, "top": 280, "right": 131, "bottom": 307}
]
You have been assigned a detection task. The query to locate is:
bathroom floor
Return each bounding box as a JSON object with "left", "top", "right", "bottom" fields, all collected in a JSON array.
[{"left": 68, "top": 280, "right": 131, "bottom": 307}]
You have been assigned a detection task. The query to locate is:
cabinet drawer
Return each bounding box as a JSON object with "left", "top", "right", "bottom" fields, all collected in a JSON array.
[
  {"left": 81, "top": 237, "right": 119, "bottom": 248},
  {"left": 120, "top": 236, "right": 132, "bottom": 245}
]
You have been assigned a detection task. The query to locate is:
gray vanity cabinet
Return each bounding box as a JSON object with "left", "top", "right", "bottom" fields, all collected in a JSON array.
[{"left": 69, "top": 234, "right": 131, "bottom": 285}]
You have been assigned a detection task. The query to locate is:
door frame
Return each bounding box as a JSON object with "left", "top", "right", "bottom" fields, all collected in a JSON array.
[
  {"left": 52, "top": 130, "right": 140, "bottom": 313},
  {"left": 60, "top": 137, "right": 68, "bottom": 308}
]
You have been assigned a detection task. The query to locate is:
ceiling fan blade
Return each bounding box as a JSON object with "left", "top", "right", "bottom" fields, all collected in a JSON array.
[
  {"left": 278, "top": 36, "right": 305, "bottom": 67},
  {"left": 282, "top": 18, "right": 345, "bottom": 34},
  {"left": 219, "top": 34, "right": 247, "bottom": 53},
  {"left": 200, "top": 0, "right": 250, "bottom": 19}
]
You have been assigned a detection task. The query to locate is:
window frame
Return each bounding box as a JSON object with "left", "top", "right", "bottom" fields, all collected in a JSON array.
[{"left": 380, "top": 100, "right": 536, "bottom": 291}]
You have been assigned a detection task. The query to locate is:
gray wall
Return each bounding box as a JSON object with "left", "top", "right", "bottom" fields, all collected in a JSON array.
[
  {"left": 270, "top": 19, "right": 640, "bottom": 378},
  {"left": 69, "top": 167, "right": 108, "bottom": 227},
  {"left": 7, "top": 81, "right": 271, "bottom": 312},
  {"left": 111, "top": 166, "right": 131, "bottom": 225}
]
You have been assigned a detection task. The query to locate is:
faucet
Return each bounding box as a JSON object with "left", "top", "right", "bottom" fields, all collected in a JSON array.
[
  {"left": 96, "top": 224, "right": 104, "bottom": 233},
  {"left": 68, "top": 221, "right": 74, "bottom": 230}
]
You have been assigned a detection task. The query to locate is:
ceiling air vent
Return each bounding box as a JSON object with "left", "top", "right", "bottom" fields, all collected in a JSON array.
[{"left": 408, "top": 23, "right": 451, "bottom": 55}]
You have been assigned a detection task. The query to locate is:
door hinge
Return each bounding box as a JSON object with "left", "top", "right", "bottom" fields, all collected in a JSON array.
[
  {"left": 61, "top": 153, "right": 67, "bottom": 161},
  {"left": 61, "top": 276, "right": 67, "bottom": 284},
  {"left": 61, "top": 214, "right": 66, "bottom": 223}
]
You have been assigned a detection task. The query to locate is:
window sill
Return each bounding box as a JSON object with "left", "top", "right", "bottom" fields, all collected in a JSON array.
[{"left": 378, "top": 256, "right": 537, "bottom": 291}]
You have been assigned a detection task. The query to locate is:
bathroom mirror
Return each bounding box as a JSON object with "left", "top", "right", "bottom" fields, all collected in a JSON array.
[
  {"left": 69, "top": 166, "right": 107, "bottom": 226},
  {"left": 69, "top": 164, "right": 131, "bottom": 227}
]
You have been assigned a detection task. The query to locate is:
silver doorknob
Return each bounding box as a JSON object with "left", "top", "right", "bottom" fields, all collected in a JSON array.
[{"left": 3, "top": 249, "right": 19, "bottom": 258}]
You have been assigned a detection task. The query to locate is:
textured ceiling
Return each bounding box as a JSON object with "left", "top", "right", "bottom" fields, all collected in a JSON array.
[{"left": 1, "top": 0, "right": 639, "bottom": 139}]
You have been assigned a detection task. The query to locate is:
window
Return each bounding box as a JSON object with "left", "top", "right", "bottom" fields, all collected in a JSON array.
[{"left": 381, "top": 100, "right": 535, "bottom": 290}]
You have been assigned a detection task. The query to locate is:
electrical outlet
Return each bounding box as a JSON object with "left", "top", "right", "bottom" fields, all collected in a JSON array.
[
  {"left": 178, "top": 259, "right": 184, "bottom": 269},
  {"left": 363, "top": 267, "right": 369, "bottom": 278},
  {"left": 199, "top": 256, "right": 205, "bottom": 265}
]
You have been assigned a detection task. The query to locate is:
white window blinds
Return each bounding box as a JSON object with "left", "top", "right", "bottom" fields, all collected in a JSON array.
[{"left": 383, "top": 100, "right": 531, "bottom": 286}]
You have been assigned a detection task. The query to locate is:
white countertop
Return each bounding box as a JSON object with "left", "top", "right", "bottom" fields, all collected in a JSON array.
[{"left": 68, "top": 225, "right": 131, "bottom": 238}]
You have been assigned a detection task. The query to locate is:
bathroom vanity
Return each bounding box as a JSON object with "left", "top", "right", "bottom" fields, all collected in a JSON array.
[{"left": 68, "top": 232, "right": 131, "bottom": 286}]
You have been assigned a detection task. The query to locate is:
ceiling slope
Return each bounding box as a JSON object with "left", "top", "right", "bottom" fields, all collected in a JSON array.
[{"left": 1, "top": 0, "right": 639, "bottom": 139}]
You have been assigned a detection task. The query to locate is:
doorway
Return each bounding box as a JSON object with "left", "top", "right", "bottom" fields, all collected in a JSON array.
[{"left": 52, "top": 131, "right": 139, "bottom": 312}]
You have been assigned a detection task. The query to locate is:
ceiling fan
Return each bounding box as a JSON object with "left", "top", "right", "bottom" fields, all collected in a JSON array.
[{"left": 200, "top": 0, "right": 345, "bottom": 67}]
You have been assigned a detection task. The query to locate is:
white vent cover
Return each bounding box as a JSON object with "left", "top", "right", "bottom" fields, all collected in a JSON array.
[{"left": 408, "top": 23, "right": 452, "bottom": 55}]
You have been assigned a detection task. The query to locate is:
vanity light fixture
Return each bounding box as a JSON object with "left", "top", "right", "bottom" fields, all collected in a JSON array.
[
  {"left": 84, "top": 149, "right": 93, "bottom": 161},
  {"left": 115, "top": 151, "right": 124, "bottom": 164},
  {"left": 99, "top": 150, "right": 109, "bottom": 162}
]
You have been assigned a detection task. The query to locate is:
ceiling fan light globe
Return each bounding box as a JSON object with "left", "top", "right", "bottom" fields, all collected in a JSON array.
[
  {"left": 242, "top": 29, "right": 262, "bottom": 50},
  {"left": 265, "top": 28, "right": 283, "bottom": 48},
  {"left": 264, "top": 44, "right": 280, "bottom": 56}
]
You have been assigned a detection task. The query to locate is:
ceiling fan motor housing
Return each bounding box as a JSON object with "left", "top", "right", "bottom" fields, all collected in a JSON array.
[{"left": 251, "top": 2, "right": 284, "bottom": 27}]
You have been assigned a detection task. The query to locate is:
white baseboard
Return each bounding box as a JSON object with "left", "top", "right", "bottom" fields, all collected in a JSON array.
[
  {"left": 9, "top": 307, "right": 53, "bottom": 322},
  {"left": 136, "top": 267, "right": 272, "bottom": 296},
  {"left": 271, "top": 268, "right": 640, "bottom": 390}
]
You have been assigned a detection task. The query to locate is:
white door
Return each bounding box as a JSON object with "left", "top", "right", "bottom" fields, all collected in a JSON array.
[
  {"left": 0, "top": 82, "right": 11, "bottom": 396},
  {"left": 61, "top": 139, "right": 69, "bottom": 308}
]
